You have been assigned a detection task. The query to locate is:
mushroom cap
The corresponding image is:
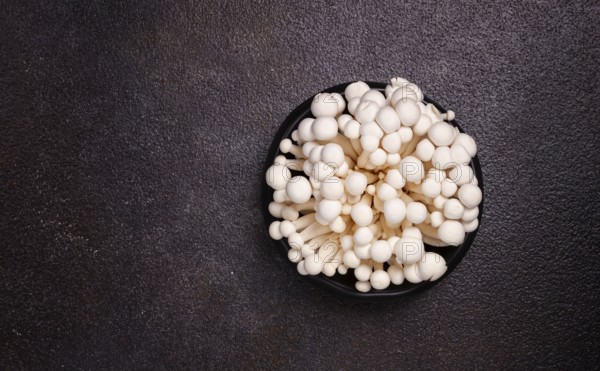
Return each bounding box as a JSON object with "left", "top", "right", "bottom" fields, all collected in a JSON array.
[
  {"left": 441, "top": 178, "right": 458, "bottom": 197},
  {"left": 345, "top": 171, "right": 368, "bottom": 196},
  {"left": 360, "top": 135, "right": 379, "bottom": 152},
  {"left": 343, "top": 250, "right": 361, "bottom": 268},
  {"left": 266, "top": 164, "right": 291, "bottom": 190},
  {"left": 354, "top": 100, "right": 379, "bottom": 124},
  {"left": 385, "top": 169, "right": 406, "bottom": 189},
  {"left": 413, "top": 114, "right": 433, "bottom": 136},
  {"left": 462, "top": 218, "right": 479, "bottom": 232},
  {"left": 269, "top": 221, "right": 283, "bottom": 240},
  {"left": 285, "top": 176, "right": 312, "bottom": 204},
  {"left": 462, "top": 206, "right": 479, "bottom": 222},
  {"left": 354, "top": 264, "right": 373, "bottom": 282},
  {"left": 369, "top": 148, "right": 387, "bottom": 166},
  {"left": 343, "top": 119, "right": 360, "bottom": 139},
  {"left": 308, "top": 145, "right": 323, "bottom": 163},
  {"left": 370, "top": 270, "right": 391, "bottom": 290},
  {"left": 361, "top": 89, "right": 386, "bottom": 107},
  {"left": 400, "top": 156, "right": 425, "bottom": 183},
  {"left": 354, "top": 244, "right": 371, "bottom": 259},
  {"left": 371, "top": 240, "right": 393, "bottom": 263},
  {"left": 297, "top": 118, "right": 315, "bottom": 142},
  {"left": 360, "top": 121, "right": 384, "bottom": 139},
  {"left": 443, "top": 198, "right": 465, "bottom": 219},
  {"left": 312, "top": 161, "right": 336, "bottom": 182},
  {"left": 337, "top": 114, "right": 353, "bottom": 131},
  {"left": 428, "top": 121, "right": 455, "bottom": 146},
  {"left": 403, "top": 263, "right": 424, "bottom": 283},
  {"left": 287, "top": 232, "right": 304, "bottom": 249},
  {"left": 398, "top": 126, "right": 413, "bottom": 143},
  {"left": 311, "top": 117, "right": 338, "bottom": 141},
  {"left": 394, "top": 237, "right": 425, "bottom": 264},
  {"left": 387, "top": 265, "right": 405, "bottom": 285},
  {"left": 394, "top": 99, "right": 421, "bottom": 126},
  {"left": 377, "top": 182, "right": 397, "bottom": 201},
  {"left": 329, "top": 216, "right": 346, "bottom": 233},
  {"left": 287, "top": 248, "right": 302, "bottom": 263},
  {"left": 381, "top": 132, "right": 402, "bottom": 153},
  {"left": 451, "top": 143, "right": 472, "bottom": 165},
  {"left": 458, "top": 184, "right": 482, "bottom": 208},
  {"left": 351, "top": 202, "right": 374, "bottom": 226},
  {"left": 375, "top": 106, "right": 401, "bottom": 133},
  {"left": 304, "top": 254, "right": 324, "bottom": 275},
  {"left": 345, "top": 81, "right": 370, "bottom": 101},
  {"left": 431, "top": 146, "right": 453, "bottom": 170},
  {"left": 297, "top": 261, "right": 308, "bottom": 275},
  {"left": 415, "top": 138, "right": 435, "bottom": 162},
  {"left": 387, "top": 153, "right": 401, "bottom": 166},
  {"left": 406, "top": 202, "right": 428, "bottom": 225},
  {"left": 320, "top": 176, "right": 344, "bottom": 200},
  {"left": 402, "top": 226, "right": 422, "bottom": 239},
  {"left": 453, "top": 133, "right": 477, "bottom": 157},
  {"left": 355, "top": 280, "right": 372, "bottom": 293},
  {"left": 316, "top": 199, "right": 342, "bottom": 223},
  {"left": 279, "top": 220, "right": 296, "bottom": 237},
  {"left": 347, "top": 97, "right": 361, "bottom": 115},
  {"left": 430, "top": 211, "right": 444, "bottom": 228},
  {"left": 354, "top": 226, "right": 374, "bottom": 246},
  {"left": 448, "top": 165, "right": 474, "bottom": 186},
  {"left": 438, "top": 220, "right": 466, "bottom": 246},
  {"left": 417, "top": 252, "right": 447, "bottom": 281},
  {"left": 390, "top": 85, "right": 423, "bottom": 105},
  {"left": 330, "top": 92, "right": 346, "bottom": 114},
  {"left": 421, "top": 178, "right": 442, "bottom": 198},
  {"left": 311, "top": 93, "right": 339, "bottom": 117},
  {"left": 383, "top": 198, "right": 406, "bottom": 225},
  {"left": 320, "top": 143, "right": 345, "bottom": 167}
]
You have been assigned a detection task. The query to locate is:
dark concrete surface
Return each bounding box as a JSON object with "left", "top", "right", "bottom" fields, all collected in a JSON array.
[{"left": 1, "top": 0, "right": 599, "bottom": 369}]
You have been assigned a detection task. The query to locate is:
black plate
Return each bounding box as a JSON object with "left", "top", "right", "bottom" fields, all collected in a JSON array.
[{"left": 261, "top": 81, "right": 484, "bottom": 302}]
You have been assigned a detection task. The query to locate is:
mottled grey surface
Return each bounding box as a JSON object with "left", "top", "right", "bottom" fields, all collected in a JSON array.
[{"left": 1, "top": 0, "right": 599, "bottom": 369}]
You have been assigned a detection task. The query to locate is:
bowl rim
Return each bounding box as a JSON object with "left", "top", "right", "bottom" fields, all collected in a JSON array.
[{"left": 261, "top": 81, "right": 484, "bottom": 302}]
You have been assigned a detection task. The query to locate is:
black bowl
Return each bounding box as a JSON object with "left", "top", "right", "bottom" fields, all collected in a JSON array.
[{"left": 261, "top": 81, "right": 484, "bottom": 302}]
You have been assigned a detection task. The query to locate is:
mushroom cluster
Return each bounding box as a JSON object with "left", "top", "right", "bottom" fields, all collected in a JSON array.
[{"left": 266, "top": 77, "right": 482, "bottom": 292}]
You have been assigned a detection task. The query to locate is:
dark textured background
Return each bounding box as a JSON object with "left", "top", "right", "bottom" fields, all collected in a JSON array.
[{"left": 1, "top": 0, "right": 599, "bottom": 369}]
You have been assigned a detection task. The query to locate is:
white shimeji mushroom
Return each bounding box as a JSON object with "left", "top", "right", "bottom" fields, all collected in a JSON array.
[{"left": 267, "top": 76, "right": 482, "bottom": 293}]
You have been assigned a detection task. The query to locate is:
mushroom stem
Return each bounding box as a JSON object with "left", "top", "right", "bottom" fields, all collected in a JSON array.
[
  {"left": 398, "top": 191, "right": 414, "bottom": 205},
  {"left": 350, "top": 138, "right": 363, "bottom": 155},
  {"left": 408, "top": 192, "right": 433, "bottom": 205},
  {"left": 359, "top": 193, "right": 373, "bottom": 207},
  {"left": 291, "top": 213, "right": 316, "bottom": 231},
  {"left": 379, "top": 216, "right": 398, "bottom": 237},
  {"left": 291, "top": 199, "right": 316, "bottom": 213},
  {"left": 415, "top": 223, "right": 439, "bottom": 240},
  {"left": 373, "top": 195, "right": 384, "bottom": 213},
  {"left": 422, "top": 235, "right": 449, "bottom": 247},
  {"left": 400, "top": 135, "right": 422, "bottom": 157},
  {"left": 356, "top": 149, "right": 371, "bottom": 168},
  {"left": 299, "top": 222, "right": 331, "bottom": 241}
]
